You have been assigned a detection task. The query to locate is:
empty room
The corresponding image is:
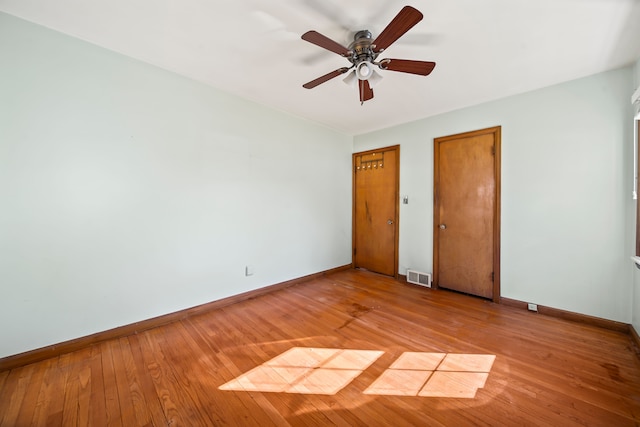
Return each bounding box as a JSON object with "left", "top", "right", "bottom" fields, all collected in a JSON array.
[{"left": 1, "top": 0, "right": 640, "bottom": 425}]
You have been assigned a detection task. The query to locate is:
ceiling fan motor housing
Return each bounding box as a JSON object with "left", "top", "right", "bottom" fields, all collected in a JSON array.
[{"left": 348, "top": 30, "right": 380, "bottom": 81}]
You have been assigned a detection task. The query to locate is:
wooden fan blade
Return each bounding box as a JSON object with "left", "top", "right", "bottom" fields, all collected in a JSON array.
[
  {"left": 301, "top": 31, "right": 351, "bottom": 56},
  {"left": 359, "top": 79, "right": 374, "bottom": 103},
  {"left": 380, "top": 59, "right": 436, "bottom": 76},
  {"left": 372, "top": 6, "right": 423, "bottom": 53},
  {"left": 303, "top": 67, "right": 350, "bottom": 89}
]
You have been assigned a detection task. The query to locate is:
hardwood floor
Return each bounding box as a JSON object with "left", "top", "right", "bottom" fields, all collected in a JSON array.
[{"left": 1, "top": 269, "right": 639, "bottom": 426}]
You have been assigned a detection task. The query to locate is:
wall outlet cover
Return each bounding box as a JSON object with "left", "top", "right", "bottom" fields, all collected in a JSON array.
[{"left": 245, "top": 265, "right": 254, "bottom": 276}]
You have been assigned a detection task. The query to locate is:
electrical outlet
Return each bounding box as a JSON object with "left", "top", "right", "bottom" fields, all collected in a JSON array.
[{"left": 527, "top": 303, "right": 538, "bottom": 312}]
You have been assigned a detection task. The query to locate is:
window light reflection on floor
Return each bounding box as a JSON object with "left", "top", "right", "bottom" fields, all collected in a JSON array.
[
  {"left": 219, "top": 347, "right": 495, "bottom": 398},
  {"left": 364, "top": 352, "right": 495, "bottom": 398},
  {"left": 219, "top": 347, "right": 383, "bottom": 395}
]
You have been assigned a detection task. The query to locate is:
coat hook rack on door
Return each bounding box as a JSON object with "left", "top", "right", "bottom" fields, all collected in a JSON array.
[{"left": 355, "top": 152, "right": 385, "bottom": 171}]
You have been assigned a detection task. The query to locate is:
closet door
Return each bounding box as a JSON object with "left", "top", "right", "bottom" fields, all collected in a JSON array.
[
  {"left": 353, "top": 146, "right": 399, "bottom": 277},
  {"left": 434, "top": 127, "right": 501, "bottom": 300}
]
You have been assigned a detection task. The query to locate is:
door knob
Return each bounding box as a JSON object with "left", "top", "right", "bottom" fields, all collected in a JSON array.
[
  {"left": 439, "top": 224, "right": 447, "bottom": 229},
  {"left": 387, "top": 219, "right": 394, "bottom": 225}
]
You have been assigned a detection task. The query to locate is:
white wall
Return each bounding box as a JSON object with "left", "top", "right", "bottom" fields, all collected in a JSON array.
[
  {"left": 355, "top": 67, "right": 635, "bottom": 323},
  {"left": 632, "top": 58, "right": 640, "bottom": 333},
  {"left": 0, "top": 13, "right": 352, "bottom": 358}
]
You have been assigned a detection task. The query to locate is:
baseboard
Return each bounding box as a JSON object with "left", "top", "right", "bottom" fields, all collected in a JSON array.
[
  {"left": 500, "top": 297, "right": 630, "bottom": 334},
  {"left": 0, "top": 264, "right": 353, "bottom": 372},
  {"left": 397, "top": 286, "right": 629, "bottom": 335}
]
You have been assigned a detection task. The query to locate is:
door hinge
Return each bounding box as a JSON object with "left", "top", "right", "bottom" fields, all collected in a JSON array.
[
  {"left": 491, "top": 146, "right": 495, "bottom": 155},
  {"left": 491, "top": 272, "right": 494, "bottom": 282},
  {"left": 353, "top": 247, "right": 357, "bottom": 256}
]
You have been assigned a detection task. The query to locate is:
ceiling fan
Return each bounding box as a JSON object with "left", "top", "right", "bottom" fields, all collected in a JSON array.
[{"left": 301, "top": 6, "right": 436, "bottom": 104}]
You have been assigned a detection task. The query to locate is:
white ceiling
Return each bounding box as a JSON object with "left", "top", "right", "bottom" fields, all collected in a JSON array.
[{"left": 1, "top": 0, "right": 639, "bottom": 135}]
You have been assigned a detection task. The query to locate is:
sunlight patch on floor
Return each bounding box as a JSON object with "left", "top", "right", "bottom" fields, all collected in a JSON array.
[
  {"left": 364, "top": 352, "right": 495, "bottom": 398},
  {"left": 219, "top": 347, "right": 383, "bottom": 395},
  {"left": 220, "top": 348, "right": 495, "bottom": 398}
]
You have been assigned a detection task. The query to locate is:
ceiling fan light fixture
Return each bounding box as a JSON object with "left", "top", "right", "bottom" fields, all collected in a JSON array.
[
  {"left": 368, "top": 69, "right": 383, "bottom": 88},
  {"left": 343, "top": 70, "right": 357, "bottom": 87},
  {"left": 356, "top": 61, "right": 374, "bottom": 80}
]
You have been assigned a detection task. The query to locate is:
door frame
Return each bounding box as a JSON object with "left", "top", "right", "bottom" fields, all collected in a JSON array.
[
  {"left": 433, "top": 126, "right": 501, "bottom": 302},
  {"left": 352, "top": 145, "right": 400, "bottom": 278}
]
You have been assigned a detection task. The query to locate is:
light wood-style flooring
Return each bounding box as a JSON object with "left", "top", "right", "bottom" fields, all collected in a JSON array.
[{"left": 1, "top": 269, "right": 639, "bottom": 426}]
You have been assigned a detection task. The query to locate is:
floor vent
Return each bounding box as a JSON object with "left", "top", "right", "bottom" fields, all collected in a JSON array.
[{"left": 406, "top": 270, "right": 432, "bottom": 288}]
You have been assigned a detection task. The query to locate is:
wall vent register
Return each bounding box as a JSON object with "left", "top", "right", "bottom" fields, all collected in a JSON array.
[{"left": 407, "top": 270, "right": 432, "bottom": 287}]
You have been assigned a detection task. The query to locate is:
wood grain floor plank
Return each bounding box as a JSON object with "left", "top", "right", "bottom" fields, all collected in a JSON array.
[
  {"left": 135, "top": 329, "right": 192, "bottom": 426},
  {"left": 0, "top": 369, "right": 8, "bottom": 396},
  {"left": 44, "top": 352, "right": 73, "bottom": 426},
  {"left": 28, "top": 357, "right": 62, "bottom": 426},
  {"left": 60, "top": 347, "right": 93, "bottom": 426},
  {"left": 109, "top": 338, "right": 139, "bottom": 426},
  {"left": 0, "top": 365, "right": 35, "bottom": 427},
  {"left": 113, "top": 337, "right": 155, "bottom": 427},
  {"left": 13, "top": 358, "right": 52, "bottom": 426},
  {"left": 125, "top": 333, "right": 171, "bottom": 427},
  {"left": 86, "top": 343, "right": 108, "bottom": 427},
  {"left": 99, "top": 340, "right": 124, "bottom": 427}
]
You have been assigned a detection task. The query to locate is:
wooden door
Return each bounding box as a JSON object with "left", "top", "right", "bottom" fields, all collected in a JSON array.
[
  {"left": 433, "top": 127, "right": 501, "bottom": 301},
  {"left": 353, "top": 146, "right": 399, "bottom": 277}
]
